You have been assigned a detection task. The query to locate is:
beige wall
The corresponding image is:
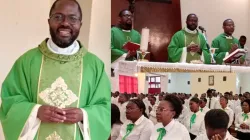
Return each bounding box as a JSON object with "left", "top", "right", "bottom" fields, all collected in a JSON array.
[
  {"left": 190, "top": 73, "right": 236, "bottom": 96},
  {"left": 181, "top": 0, "right": 250, "bottom": 48},
  {"left": 0, "top": 0, "right": 51, "bottom": 89}
]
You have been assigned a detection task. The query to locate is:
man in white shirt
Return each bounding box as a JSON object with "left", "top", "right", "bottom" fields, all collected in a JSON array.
[
  {"left": 219, "top": 96, "right": 234, "bottom": 128},
  {"left": 207, "top": 89, "right": 220, "bottom": 109},
  {"left": 178, "top": 98, "right": 190, "bottom": 124},
  {"left": 117, "top": 93, "right": 130, "bottom": 123},
  {"left": 195, "top": 109, "right": 238, "bottom": 140},
  {"left": 148, "top": 96, "right": 158, "bottom": 124},
  {"left": 112, "top": 91, "right": 120, "bottom": 106}
]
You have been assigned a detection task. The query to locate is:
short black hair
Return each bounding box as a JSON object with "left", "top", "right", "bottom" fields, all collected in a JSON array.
[
  {"left": 200, "top": 98, "right": 207, "bottom": 103},
  {"left": 243, "top": 99, "right": 250, "bottom": 108},
  {"left": 49, "top": 0, "right": 82, "bottom": 20},
  {"left": 111, "top": 104, "right": 122, "bottom": 126},
  {"left": 129, "top": 99, "right": 148, "bottom": 118},
  {"left": 186, "top": 13, "right": 197, "bottom": 20},
  {"left": 164, "top": 94, "right": 183, "bottom": 119},
  {"left": 223, "top": 19, "right": 233, "bottom": 26},
  {"left": 121, "top": 93, "right": 130, "bottom": 100},
  {"left": 240, "top": 35, "right": 247, "bottom": 40},
  {"left": 190, "top": 97, "right": 200, "bottom": 104},
  {"left": 205, "top": 109, "right": 229, "bottom": 129},
  {"left": 118, "top": 9, "right": 132, "bottom": 17},
  {"left": 207, "top": 89, "right": 212, "bottom": 94}
]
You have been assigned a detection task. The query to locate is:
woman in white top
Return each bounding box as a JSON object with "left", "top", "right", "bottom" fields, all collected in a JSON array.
[
  {"left": 219, "top": 96, "right": 234, "bottom": 128},
  {"left": 150, "top": 94, "right": 190, "bottom": 140},
  {"left": 110, "top": 104, "right": 123, "bottom": 140},
  {"left": 184, "top": 97, "right": 206, "bottom": 140},
  {"left": 235, "top": 99, "right": 250, "bottom": 140},
  {"left": 195, "top": 109, "right": 238, "bottom": 140},
  {"left": 116, "top": 99, "right": 154, "bottom": 140},
  {"left": 199, "top": 98, "right": 210, "bottom": 115}
]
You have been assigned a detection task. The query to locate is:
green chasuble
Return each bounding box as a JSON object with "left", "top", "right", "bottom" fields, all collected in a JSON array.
[
  {"left": 168, "top": 29, "right": 210, "bottom": 64},
  {"left": 111, "top": 27, "right": 141, "bottom": 63},
  {"left": 211, "top": 33, "right": 240, "bottom": 64},
  {"left": 0, "top": 39, "right": 111, "bottom": 140}
]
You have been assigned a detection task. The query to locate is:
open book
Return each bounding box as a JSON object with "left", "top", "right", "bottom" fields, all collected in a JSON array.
[
  {"left": 122, "top": 42, "right": 140, "bottom": 51},
  {"left": 223, "top": 49, "right": 247, "bottom": 64}
]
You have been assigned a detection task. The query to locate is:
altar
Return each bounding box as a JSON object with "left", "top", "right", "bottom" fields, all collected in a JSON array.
[{"left": 115, "top": 61, "right": 250, "bottom": 76}]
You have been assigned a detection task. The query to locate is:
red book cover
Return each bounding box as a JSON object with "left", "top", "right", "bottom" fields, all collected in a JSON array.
[{"left": 122, "top": 42, "right": 140, "bottom": 51}]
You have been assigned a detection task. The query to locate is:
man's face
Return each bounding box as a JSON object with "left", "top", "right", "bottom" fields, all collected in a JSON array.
[
  {"left": 118, "top": 94, "right": 127, "bottom": 103},
  {"left": 234, "top": 95, "right": 239, "bottom": 100},
  {"left": 49, "top": 0, "right": 82, "bottom": 48},
  {"left": 239, "top": 38, "right": 246, "bottom": 47},
  {"left": 223, "top": 20, "right": 235, "bottom": 36},
  {"left": 207, "top": 92, "right": 212, "bottom": 98},
  {"left": 206, "top": 127, "right": 227, "bottom": 140},
  {"left": 186, "top": 15, "right": 198, "bottom": 31},
  {"left": 119, "top": 10, "right": 133, "bottom": 28},
  {"left": 150, "top": 98, "right": 156, "bottom": 106}
]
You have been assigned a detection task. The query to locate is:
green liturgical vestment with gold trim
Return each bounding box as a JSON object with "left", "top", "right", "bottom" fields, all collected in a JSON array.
[{"left": 0, "top": 39, "right": 111, "bottom": 140}]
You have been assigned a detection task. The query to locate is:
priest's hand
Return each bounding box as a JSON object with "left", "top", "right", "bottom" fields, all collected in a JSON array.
[
  {"left": 37, "top": 105, "right": 66, "bottom": 123},
  {"left": 229, "top": 44, "right": 238, "bottom": 54},
  {"left": 63, "top": 108, "right": 83, "bottom": 124},
  {"left": 126, "top": 50, "right": 137, "bottom": 58},
  {"left": 211, "top": 134, "right": 223, "bottom": 140},
  {"left": 187, "top": 44, "right": 199, "bottom": 52}
]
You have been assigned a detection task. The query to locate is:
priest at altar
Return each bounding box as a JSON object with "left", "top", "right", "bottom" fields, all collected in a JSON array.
[
  {"left": 111, "top": 9, "right": 141, "bottom": 63},
  {"left": 168, "top": 14, "right": 211, "bottom": 64},
  {"left": 0, "top": 0, "right": 110, "bottom": 140},
  {"left": 211, "top": 19, "right": 243, "bottom": 65}
]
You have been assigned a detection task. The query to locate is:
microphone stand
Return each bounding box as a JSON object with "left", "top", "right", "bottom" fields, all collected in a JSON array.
[{"left": 201, "top": 30, "right": 210, "bottom": 50}]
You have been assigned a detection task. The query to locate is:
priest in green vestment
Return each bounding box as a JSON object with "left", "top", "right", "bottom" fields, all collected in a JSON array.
[
  {"left": 168, "top": 14, "right": 211, "bottom": 64},
  {"left": 211, "top": 19, "right": 241, "bottom": 64},
  {"left": 111, "top": 9, "right": 141, "bottom": 63},
  {"left": 0, "top": 0, "right": 110, "bottom": 140}
]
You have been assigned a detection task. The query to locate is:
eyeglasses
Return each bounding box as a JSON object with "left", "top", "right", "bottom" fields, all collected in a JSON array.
[{"left": 49, "top": 14, "right": 81, "bottom": 24}]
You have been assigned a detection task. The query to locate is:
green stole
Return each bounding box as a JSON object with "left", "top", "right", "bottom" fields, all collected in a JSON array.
[
  {"left": 36, "top": 42, "right": 85, "bottom": 139},
  {"left": 184, "top": 31, "right": 201, "bottom": 63}
]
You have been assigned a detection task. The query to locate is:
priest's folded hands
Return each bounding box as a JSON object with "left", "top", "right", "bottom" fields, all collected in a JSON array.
[{"left": 37, "top": 105, "right": 83, "bottom": 124}]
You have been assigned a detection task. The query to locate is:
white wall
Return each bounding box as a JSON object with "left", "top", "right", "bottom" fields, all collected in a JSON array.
[
  {"left": 82, "top": 0, "right": 111, "bottom": 76},
  {"left": 160, "top": 75, "right": 168, "bottom": 92},
  {"left": 181, "top": 0, "right": 250, "bottom": 48},
  {"left": 238, "top": 73, "right": 250, "bottom": 93},
  {"left": 167, "top": 73, "right": 191, "bottom": 93}
]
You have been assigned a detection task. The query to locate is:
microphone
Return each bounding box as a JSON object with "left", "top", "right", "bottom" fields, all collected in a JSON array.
[{"left": 198, "top": 26, "right": 206, "bottom": 32}]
